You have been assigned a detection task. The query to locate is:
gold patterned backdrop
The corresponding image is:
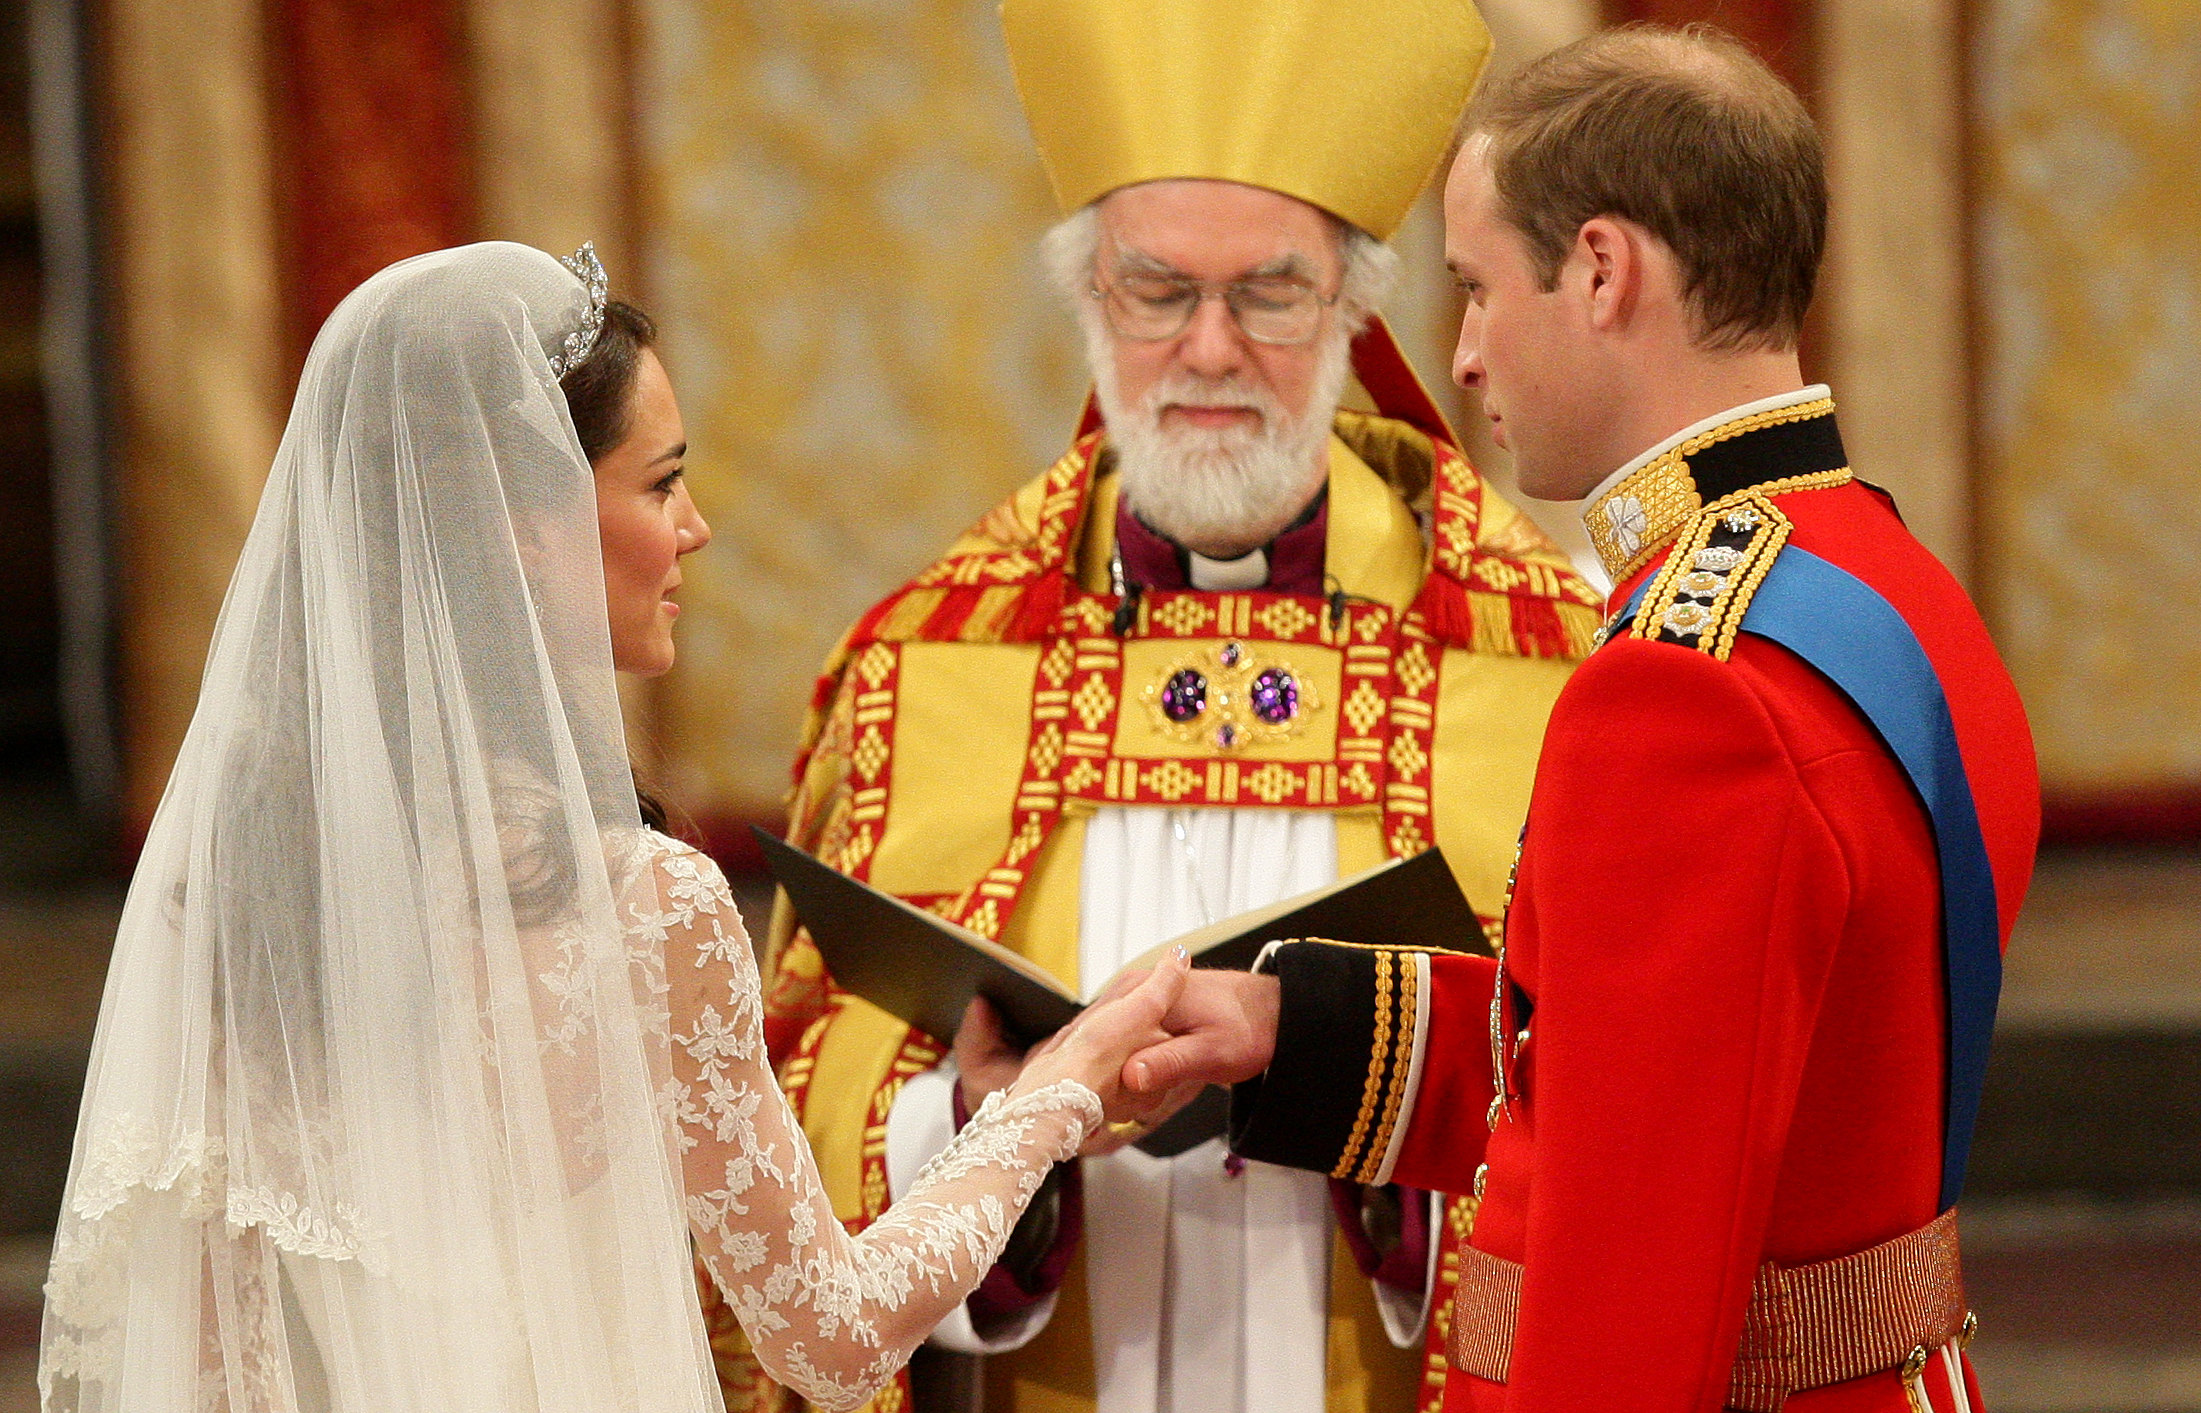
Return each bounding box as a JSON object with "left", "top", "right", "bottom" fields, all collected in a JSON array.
[
  {"left": 634, "top": 0, "right": 1088, "bottom": 821},
  {"left": 1973, "top": 0, "right": 2201, "bottom": 793}
]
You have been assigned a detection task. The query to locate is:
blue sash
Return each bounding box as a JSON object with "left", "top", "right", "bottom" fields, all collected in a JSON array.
[{"left": 1615, "top": 548, "right": 2002, "bottom": 1209}]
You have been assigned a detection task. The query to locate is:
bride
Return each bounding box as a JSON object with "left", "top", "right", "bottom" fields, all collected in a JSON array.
[{"left": 38, "top": 242, "right": 1183, "bottom": 1413}]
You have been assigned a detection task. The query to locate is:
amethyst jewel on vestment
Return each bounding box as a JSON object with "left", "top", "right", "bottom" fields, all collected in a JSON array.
[
  {"left": 1161, "top": 669, "right": 1208, "bottom": 723},
  {"left": 1141, "top": 640, "right": 1322, "bottom": 753},
  {"left": 1249, "top": 667, "right": 1298, "bottom": 725}
]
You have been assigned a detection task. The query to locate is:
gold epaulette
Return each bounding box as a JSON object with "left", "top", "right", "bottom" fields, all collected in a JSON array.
[{"left": 1628, "top": 491, "right": 1795, "bottom": 662}]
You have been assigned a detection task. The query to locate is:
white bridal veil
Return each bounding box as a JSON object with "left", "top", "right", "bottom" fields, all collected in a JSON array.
[{"left": 40, "top": 243, "right": 721, "bottom": 1413}]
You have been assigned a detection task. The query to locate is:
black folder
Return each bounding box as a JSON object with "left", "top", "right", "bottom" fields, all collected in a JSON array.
[{"left": 756, "top": 828, "right": 1484, "bottom": 1156}]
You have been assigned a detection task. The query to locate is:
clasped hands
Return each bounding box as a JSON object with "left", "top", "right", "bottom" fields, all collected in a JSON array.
[{"left": 976, "top": 956, "right": 1282, "bottom": 1156}]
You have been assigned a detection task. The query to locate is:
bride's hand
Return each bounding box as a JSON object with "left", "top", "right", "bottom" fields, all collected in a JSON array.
[{"left": 1010, "top": 947, "right": 1189, "bottom": 1145}]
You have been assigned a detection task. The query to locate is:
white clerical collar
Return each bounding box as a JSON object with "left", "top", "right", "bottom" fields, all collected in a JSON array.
[
  {"left": 1186, "top": 547, "right": 1271, "bottom": 591},
  {"left": 1579, "top": 385, "right": 1831, "bottom": 523}
]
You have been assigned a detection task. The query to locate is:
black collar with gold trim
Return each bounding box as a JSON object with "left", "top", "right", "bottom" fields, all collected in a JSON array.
[{"left": 1584, "top": 398, "right": 1850, "bottom": 584}]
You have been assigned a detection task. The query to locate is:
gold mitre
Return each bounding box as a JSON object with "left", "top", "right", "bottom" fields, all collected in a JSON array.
[{"left": 1001, "top": 0, "right": 1492, "bottom": 241}]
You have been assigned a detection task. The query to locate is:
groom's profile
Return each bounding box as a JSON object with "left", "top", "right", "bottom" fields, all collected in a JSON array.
[{"left": 1129, "top": 25, "right": 2041, "bottom": 1413}]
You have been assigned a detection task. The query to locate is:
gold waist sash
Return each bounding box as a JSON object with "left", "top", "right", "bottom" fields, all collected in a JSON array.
[{"left": 1446, "top": 1208, "right": 1970, "bottom": 1411}]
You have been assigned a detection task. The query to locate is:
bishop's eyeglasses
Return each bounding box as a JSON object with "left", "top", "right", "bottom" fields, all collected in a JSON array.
[{"left": 1090, "top": 270, "right": 1340, "bottom": 346}]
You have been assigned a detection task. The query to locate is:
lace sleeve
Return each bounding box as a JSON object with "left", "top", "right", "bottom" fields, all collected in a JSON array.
[{"left": 639, "top": 834, "right": 1099, "bottom": 1412}]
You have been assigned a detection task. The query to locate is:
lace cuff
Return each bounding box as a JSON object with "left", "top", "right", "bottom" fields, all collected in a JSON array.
[{"left": 906, "top": 1081, "right": 1102, "bottom": 1197}]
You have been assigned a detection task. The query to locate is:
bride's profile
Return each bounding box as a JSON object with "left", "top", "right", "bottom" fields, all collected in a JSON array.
[{"left": 38, "top": 241, "right": 1181, "bottom": 1413}]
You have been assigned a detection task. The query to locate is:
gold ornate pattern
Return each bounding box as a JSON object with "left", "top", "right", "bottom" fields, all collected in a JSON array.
[
  {"left": 1421, "top": 432, "right": 1602, "bottom": 658},
  {"left": 942, "top": 630, "right": 1121, "bottom": 939},
  {"left": 1974, "top": 0, "right": 2201, "bottom": 791},
  {"left": 1628, "top": 493, "right": 1796, "bottom": 663},
  {"left": 920, "top": 577, "right": 1464, "bottom": 947},
  {"left": 1429, "top": 448, "right": 1484, "bottom": 581},
  {"left": 1150, "top": 596, "right": 1213, "bottom": 636},
  {"left": 1343, "top": 678, "right": 1386, "bottom": 736},
  {"left": 1384, "top": 617, "right": 1445, "bottom": 859},
  {"left": 858, "top": 1029, "right": 949, "bottom": 1221},
  {"left": 1365, "top": 961, "right": 1420, "bottom": 1177},
  {"left": 838, "top": 643, "right": 902, "bottom": 881},
  {"left": 1583, "top": 398, "right": 1840, "bottom": 584},
  {"left": 791, "top": 412, "right": 1598, "bottom": 747},
  {"left": 1318, "top": 943, "right": 1438, "bottom": 1184},
  {"left": 778, "top": 411, "right": 1593, "bottom": 1024}
]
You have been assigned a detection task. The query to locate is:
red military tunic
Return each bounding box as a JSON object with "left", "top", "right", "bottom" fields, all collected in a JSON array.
[{"left": 1230, "top": 395, "right": 2039, "bottom": 1413}]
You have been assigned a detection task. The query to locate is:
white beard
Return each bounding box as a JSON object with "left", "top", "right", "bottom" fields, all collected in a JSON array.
[{"left": 1089, "top": 320, "right": 1351, "bottom": 554}]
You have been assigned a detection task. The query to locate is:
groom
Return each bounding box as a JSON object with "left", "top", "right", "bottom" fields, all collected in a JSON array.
[{"left": 1126, "top": 26, "right": 2041, "bottom": 1413}]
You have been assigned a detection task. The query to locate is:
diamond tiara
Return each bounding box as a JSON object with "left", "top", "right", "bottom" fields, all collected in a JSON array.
[{"left": 547, "top": 241, "right": 609, "bottom": 379}]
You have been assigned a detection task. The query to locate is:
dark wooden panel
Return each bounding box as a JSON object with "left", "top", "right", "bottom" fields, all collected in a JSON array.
[
  {"left": 1971, "top": 1030, "right": 2201, "bottom": 1197},
  {"left": 268, "top": 0, "right": 475, "bottom": 372}
]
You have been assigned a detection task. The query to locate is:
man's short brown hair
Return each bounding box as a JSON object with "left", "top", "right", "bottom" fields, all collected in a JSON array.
[{"left": 1472, "top": 24, "right": 1825, "bottom": 351}]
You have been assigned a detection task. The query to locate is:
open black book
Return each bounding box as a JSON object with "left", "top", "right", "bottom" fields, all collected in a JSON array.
[{"left": 755, "top": 828, "right": 1486, "bottom": 1157}]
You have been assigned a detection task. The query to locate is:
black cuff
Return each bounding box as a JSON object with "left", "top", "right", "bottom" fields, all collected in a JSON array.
[{"left": 1228, "top": 940, "right": 1422, "bottom": 1183}]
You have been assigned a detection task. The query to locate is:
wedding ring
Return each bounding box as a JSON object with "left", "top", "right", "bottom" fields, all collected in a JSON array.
[{"left": 1105, "top": 1118, "right": 1149, "bottom": 1140}]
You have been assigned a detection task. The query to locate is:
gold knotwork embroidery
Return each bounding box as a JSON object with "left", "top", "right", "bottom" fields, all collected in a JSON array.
[
  {"left": 1139, "top": 760, "right": 1202, "bottom": 801},
  {"left": 1241, "top": 762, "right": 1303, "bottom": 804}
]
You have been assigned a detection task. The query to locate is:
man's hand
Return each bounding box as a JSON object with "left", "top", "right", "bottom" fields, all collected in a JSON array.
[
  {"left": 1014, "top": 965, "right": 1200, "bottom": 1154},
  {"left": 953, "top": 994, "right": 1028, "bottom": 1116},
  {"left": 1122, "top": 968, "right": 1281, "bottom": 1096},
  {"left": 1013, "top": 949, "right": 1195, "bottom": 1155}
]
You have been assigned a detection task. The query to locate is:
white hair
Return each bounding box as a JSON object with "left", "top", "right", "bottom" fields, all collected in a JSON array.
[{"left": 1040, "top": 197, "right": 1397, "bottom": 553}]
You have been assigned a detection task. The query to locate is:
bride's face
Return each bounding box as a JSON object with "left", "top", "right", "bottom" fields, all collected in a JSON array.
[{"left": 593, "top": 347, "right": 711, "bottom": 676}]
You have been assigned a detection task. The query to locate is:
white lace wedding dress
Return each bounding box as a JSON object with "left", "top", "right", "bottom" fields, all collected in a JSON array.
[
  {"left": 41, "top": 245, "right": 1091, "bottom": 1413},
  {"left": 631, "top": 829, "right": 1101, "bottom": 1411}
]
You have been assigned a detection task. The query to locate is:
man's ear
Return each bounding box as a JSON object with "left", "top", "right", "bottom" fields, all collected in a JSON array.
[{"left": 1573, "top": 216, "right": 1642, "bottom": 332}]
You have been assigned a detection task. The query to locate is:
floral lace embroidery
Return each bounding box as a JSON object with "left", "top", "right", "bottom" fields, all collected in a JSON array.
[
  {"left": 41, "top": 1119, "right": 232, "bottom": 1398},
  {"left": 43, "top": 1113, "right": 375, "bottom": 1381},
  {"left": 633, "top": 830, "right": 1101, "bottom": 1412},
  {"left": 222, "top": 1187, "right": 369, "bottom": 1263},
  {"left": 64, "top": 1116, "right": 224, "bottom": 1224}
]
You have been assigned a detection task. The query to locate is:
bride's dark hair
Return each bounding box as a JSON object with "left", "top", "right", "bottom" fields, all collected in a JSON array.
[
  {"left": 561, "top": 299, "right": 658, "bottom": 461},
  {"left": 559, "top": 297, "right": 674, "bottom": 836}
]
